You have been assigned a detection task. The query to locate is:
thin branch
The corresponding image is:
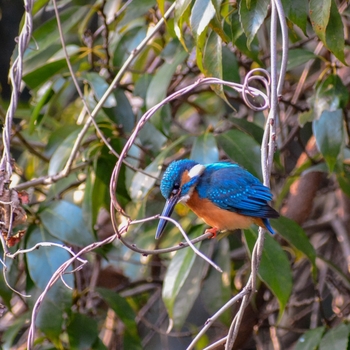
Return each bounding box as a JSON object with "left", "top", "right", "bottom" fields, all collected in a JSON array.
[
  {"left": 0, "top": 0, "right": 34, "bottom": 176},
  {"left": 12, "top": 130, "right": 50, "bottom": 162},
  {"left": 158, "top": 216, "right": 222, "bottom": 272},
  {"left": 52, "top": 0, "right": 175, "bottom": 180},
  {"left": 6, "top": 242, "right": 87, "bottom": 264},
  {"left": 110, "top": 75, "right": 270, "bottom": 216},
  {"left": 225, "top": 1, "right": 283, "bottom": 348},
  {"left": 13, "top": 162, "right": 89, "bottom": 191},
  {"left": 187, "top": 288, "right": 251, "bottom": 350}
]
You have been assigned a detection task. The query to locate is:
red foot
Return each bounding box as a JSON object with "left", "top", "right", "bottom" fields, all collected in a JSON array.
[{"left": 205, "top": 227, "right": 219, "bottom": 239}]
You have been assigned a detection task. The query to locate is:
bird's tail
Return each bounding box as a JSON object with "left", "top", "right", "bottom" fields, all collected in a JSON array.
[{"left": 253, "top": 218, "right": 276, "bottom": 234}]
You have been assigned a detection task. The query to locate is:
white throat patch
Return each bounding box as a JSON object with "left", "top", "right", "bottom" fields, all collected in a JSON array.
[
  {"left": 188, "top": 164, "right": 205, "bottom": 178},
  {"left": 180, "top": 194, "right": 190, "bottom": 203}
]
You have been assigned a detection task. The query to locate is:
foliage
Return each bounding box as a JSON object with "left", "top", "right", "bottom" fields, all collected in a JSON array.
[{"left": 0, "top": 0, "right": 349, "bottom": 349}]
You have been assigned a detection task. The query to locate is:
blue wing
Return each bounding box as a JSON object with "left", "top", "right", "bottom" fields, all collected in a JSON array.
[{"left": 197, "top": 162, "right": 278, "bottom": 218}]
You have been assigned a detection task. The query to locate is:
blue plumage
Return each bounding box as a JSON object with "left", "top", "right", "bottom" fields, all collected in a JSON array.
[
  {"left": 197, "top": 163, "right": 276, "bottom": 218},
  {"left": 160, "top": 159, "right": 198, "bottom": 199},
  {"left": 156, "top": 159, "right": 279, "bottom": 238}
]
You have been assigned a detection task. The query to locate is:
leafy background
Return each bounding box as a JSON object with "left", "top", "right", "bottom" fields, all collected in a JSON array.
[{"left": 0, "top": 0, "right": 349, "bottom": 349}]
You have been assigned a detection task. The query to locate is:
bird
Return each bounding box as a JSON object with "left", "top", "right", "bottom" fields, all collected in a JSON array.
[{"left": 155, "top": 159, "right": 279, "bottom": 239}]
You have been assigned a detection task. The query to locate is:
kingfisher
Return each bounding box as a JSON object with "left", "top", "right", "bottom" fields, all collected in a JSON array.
[{"left": 155, "top": 159, "right": 279, "bottom": 239}]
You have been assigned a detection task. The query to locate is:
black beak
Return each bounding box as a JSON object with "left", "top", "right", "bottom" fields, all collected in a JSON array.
[{"left": 155, "top": 194, "right": 180, "bottom": 239}]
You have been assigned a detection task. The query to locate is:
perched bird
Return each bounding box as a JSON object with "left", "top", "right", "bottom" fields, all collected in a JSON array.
[{"left": 156, "top": 159, "right": 279, "bottom": 239}]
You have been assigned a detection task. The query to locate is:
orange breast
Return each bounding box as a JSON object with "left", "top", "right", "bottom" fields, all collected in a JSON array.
[{"left": 186, "top": 191, "right": 266, "bottom": 231}]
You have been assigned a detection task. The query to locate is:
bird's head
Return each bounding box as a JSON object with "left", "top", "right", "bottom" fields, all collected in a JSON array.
[{"left": 155, "top": 159, "right": 205, "bottom": 239}]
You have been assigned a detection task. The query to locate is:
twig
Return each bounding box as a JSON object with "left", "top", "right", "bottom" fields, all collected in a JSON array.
[
  {"left": 0, "top": 0, "right": 34, "bottom": 175},
  {"left": 331, "top": 218, "right": 350, "bottom": 273},
  {"left": 2, "top": 241, "right": 88, "bottom": 297},
  {"left": 13, "top": 162, "right": 89, "bottom": 191},
  {"left": 52, "top": 0, "right": 175, "bottom": 179},
  {"left": 122, "top": 215, "right": 216, "bottom": 255},
  {"left": 158, "top": 216, "right": 222, "bottom": 272},
  {"left": 224, "top": 0, "right": 286, "bottom": 348},
  {"left": 25, "top": 212, "right": 218, "bottom": 349},
  {"left": 0, "top": 0, "right": 33, "bottom": 248},
  {"left": 187, "top": 288, "right": 251, "bottom": 349},
  {"left": 110, "top": 75, "right": 270, "bottom": 216},
  {"left": 6, "top": 242, "right": 87, "bottom": 264}
]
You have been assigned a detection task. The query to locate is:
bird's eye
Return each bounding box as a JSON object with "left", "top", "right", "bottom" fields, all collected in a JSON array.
[{"left": 171, "top": 183, "right": 180, "bottom": 195}]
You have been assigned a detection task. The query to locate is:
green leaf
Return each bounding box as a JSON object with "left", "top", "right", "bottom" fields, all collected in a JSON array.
[
  {"left": 118, "top": 0, "right": 155, "bottom": 27},
  {"left": 97, "top": 288, "right": 142, "bottom": 350},
  {"left": 313, "top": 109, "right": 344, "bottom": 173},
  {"left": 92, "top": 135, "right": 128, "bottom": 208},
  {"left": 44, "top": 77, "right": 77, "bottom": 119},
  {"left": 309, "top": 0, "right": 345, "bottom": 63},
  {"left": 83, "top": 170, "right": 101, "bottom": 232},
  {"left": 113, "top": 26, "right": 147, "bottom": 70},
  {"left": 211, "top": 0, "right": 224, "bottom": 15},
  {"left": 33, "top": 0, "right": 50, "bottom": 15},
  {"left": 45, "top": 124, "right": 80, "bottom": 158},
  {"left": 272, "top": 216, "right": 317, "bottom": 280},
  {"left": 26, "top": 226, "right": 73, "bottom": 339},
  {"left": 190, "top": 132, "right": 219, "bottom": 164},
  {"left": 216, "top": 129, "right": 262, "bottom": 179},
  {"left": 162, "top": 225, "right": 210, "bottom": 330},
  {"left": 235, "top": 33, "right": 261, "bottom": 64},
  {"left": 195, "top": 26, "right": 208, "bottom": 73},
  {"left": 39, "top": 200, "right": 95, "bottom": 246},
  {"left": 129, "top": 153, "right": 164, "bottom": 202},
  {"left": 174, "top": 0, "right": 192, "bottom": 48},
  {"left": 146, "top": 45, "right": 188, "bottom": 110},
  {"left": 84, "top": 72, "right": 117, "bottom": 108},
  {"left": 281, "top": 0, "right": 308, "bottom": 34},
  {"left": 337, "top": 163, "right": 350, "bottom": 197},
  {"left": 48, "top": 128, "right": 82, "bottom": 176},
  {"left": 298, "top": 110, "right": 314, "bottom": 127},
  {"left": 287, "top": 49, "right": 317, "bottom": 71},
  {"left": 201, "top": 238, "right": 232, "bottom": 325},
  {"left": 229, "top": 118, "right": 264, "bottom": 143},
  {"left": 325, "top": 0, "right": 345, "bottom": 64},
  {"left": 36, "top": 298, "right": 66, "bottom": 341},
  {"left": 103, "top": 89, "right": 135, "bottom": 133},
  {"left": 145, "top": 42, "right": 187, "bottom": 132},
  {"left": 0, "top": 263, "right": 14, "bottom": 309},
  {"left": 157, "top": 0, "right": 165, "bottom": 15},
  {"left": 239, "top": 0, "right": 269, "bottom": 49},
  {"left": 190, "top": 0, "right": 216, "bottom": 37},
  {"left": 26, "top": 226, "right": 74, "bottom": 292},
  {"left": 67, "top": 313, "right": 99, "bottom": 349},
  {"left": 23, "top": 58, "right": 72, "bottom": 90},
  {"left": 226, "top": 10, "right": 244, "bottom": 45},
  {"left": 294, "top": 326, "right": 326, "bottom": 350},
  {"left": 202, "top": 30, "right": 232, "bottom": 104},
  {"left": 138, "top": 122, "right": 167, "bottom": 153},
  {"left": 2, "top": 313, "right": 30, "bottom": 349},
  {"left": 244, "top": 228, "right": 293, "bottom": 315},
  {"left": 129, "top": 136, "right": 186, "bottom": 201},
  {"left": 319, "top": 323, "right": 350, "bottom": 350},
  {"left": 312, "top": 75, "right": 348, "bottom": 172},
  {"left": 25, "top": 6, "right": 89, "bottom": 63},
  {"left": 210, "top": 10, "right": 230, "bottom": 43},
  {"left": 309, "top": 0, "right": 331, "bottom": 43},
  {"left": 29, "top": 84, "right": 55, "bottom": 133},
  {"left": 222, "top": 46, "right": 240, "bottom": 84},
  {"left": 315, "top": 75, "right": 349, "bottom": 116},
  {"left": 203, "top": 30, "right": 223, "bottom": 97}
]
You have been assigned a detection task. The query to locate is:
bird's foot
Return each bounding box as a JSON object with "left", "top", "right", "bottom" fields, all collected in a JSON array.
[{"left": 205, "top": 227, "right": 219, "bottom": 239}]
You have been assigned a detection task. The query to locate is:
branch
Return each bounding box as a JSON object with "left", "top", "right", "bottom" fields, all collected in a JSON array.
[
  {"left": 0, "top": 0, "right": 34, "bottom": 176},
  {"left": 225, "top": 1, "right": 287, "bottom": 348}
]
